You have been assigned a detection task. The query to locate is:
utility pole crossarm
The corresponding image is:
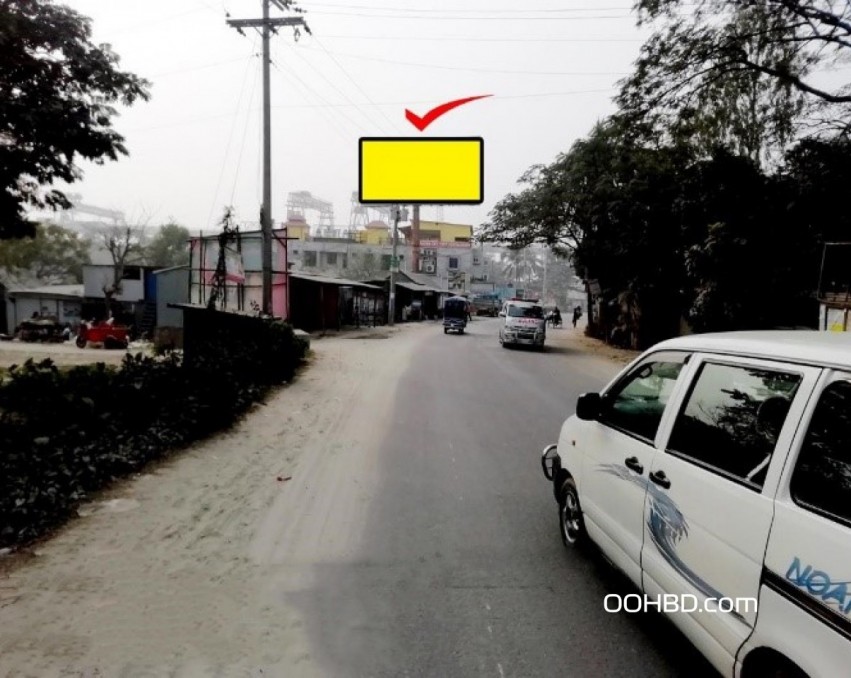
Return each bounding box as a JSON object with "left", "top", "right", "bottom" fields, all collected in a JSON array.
[
  {"left": 226, "top": 0, "right": 309, "bottom": 317},
  {"left": 226, "top": 17, "right": 305, "bottom": 29}
]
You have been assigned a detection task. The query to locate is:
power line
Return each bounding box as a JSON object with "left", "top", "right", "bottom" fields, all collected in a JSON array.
[
  {"left": 268, "top": 51, "right": 363, "bottom": 137},
  {"left": 305, "top": 3, "right": 639, "bottom": 13},
  {"left": 310, "top": 35, "right": 404, "bottom": 135},
  {"left": 231, "top": 60, "right": 261, "bottom": 205},
  {"left": 292, "top": 45, "right": 629, "bottom": 76},
  {"left": 124, "top": 88, "right": 618, "bottom": 133},
  {"left": 317, "top": 34, "right": 645, "bottom": 43},
  {"left": 206, "top": 40, "right": 259, "bottom": 230},
  {"left": 278, "top": 41, "right": 395, "bottom": 135},
  {"left": 304, "top": 9, "right": 637, "bottom": 20}
]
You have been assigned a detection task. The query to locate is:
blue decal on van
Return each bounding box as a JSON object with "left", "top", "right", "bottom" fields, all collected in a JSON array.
[
  {"left": 786, "top": 557, "right": 851, "bottom": 616},
  {"left": 598, "top": 463, "right": 745, "bottom": 623}
]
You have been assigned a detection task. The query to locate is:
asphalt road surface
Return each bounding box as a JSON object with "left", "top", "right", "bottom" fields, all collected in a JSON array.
[
  {"left": 0, "top": 320, "right": 718, "bottom": 677},
  {"left": 289, "top": 319, "right": 716, "bottom": 678}
]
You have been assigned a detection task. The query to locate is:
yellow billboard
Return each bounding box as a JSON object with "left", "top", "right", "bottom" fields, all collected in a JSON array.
[{"left": 359, "top": 137, "right": 484, "bottom": 204}]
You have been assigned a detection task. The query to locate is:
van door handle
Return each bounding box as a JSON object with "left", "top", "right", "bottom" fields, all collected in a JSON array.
[
  {"left": 649, "top": 470, "right": 671, "bottom": 489},
  {"left": 624, "top": 456, "right": 644, "bottom": 474}
]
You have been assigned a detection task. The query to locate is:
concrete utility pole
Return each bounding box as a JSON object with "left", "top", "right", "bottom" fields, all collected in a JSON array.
[
  {"left": 227, "top": 1, "right": 307, "bottom": 315},
  {"left": 412, "top": 204, "right": 421, "bottom": 273},
  {"left": 388, "top": 206, "right": 401, "bottom": 326}
]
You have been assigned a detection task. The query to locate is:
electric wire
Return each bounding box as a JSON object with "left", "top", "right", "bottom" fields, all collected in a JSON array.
[
  {"left": 294, "top": 45, "right": 629, "bottom": 76},
  {"left": 268, "top": 49, "right": 360, "bottom": 140},
  {"left": 309, "top": 35, "right": 406, "bottom": 135},
  {"left": 278, "top": 40, "right": 395, "bottom": 135},
  {"left": 230, "top": 57, "right": 261, "bottom": 206},
  {"left": 305, "top": 3, "right": 640, "bottom": 13},
  {"left": 205, "top": 38, "right": 258, "bottom": 230}
]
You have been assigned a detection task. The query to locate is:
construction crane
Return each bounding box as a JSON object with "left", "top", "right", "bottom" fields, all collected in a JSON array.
[
  {"left": 348, "top": 191, "right": 399, "bottom": 229},
  {"left": 56, "top": 194, "right": 125, "bottom": 227},
  {"left": 286, "top": 191, "right": 335, "bottom": 229}
]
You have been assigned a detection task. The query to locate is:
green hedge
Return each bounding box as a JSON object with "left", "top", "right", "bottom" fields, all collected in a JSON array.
[{"left": 0, "top": 317, "right": 308, "bottom": 548}]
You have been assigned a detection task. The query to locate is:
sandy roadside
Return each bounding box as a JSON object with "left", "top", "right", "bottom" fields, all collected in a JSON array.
[
  {"left": 0, "top": 320, "right": 628, "bottom": 677},
  {"left": 0, "top": 323, "right": 426, "bottom": 677},
  {"left": 0, "top": 340, "right": 151, "bottom": 369}
]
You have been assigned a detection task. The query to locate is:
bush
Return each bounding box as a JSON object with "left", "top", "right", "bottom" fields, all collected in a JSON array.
[{"left": 0, "top": 317, "right": 307, "bottom": 547}]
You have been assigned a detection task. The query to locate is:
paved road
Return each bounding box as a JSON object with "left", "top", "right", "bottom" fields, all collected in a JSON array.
[
  {"left": 0, "top": 320, "right": 717, "bottom": 677},
  {"left": 291, "top": 319, "right": 716, "bottom": 677}
]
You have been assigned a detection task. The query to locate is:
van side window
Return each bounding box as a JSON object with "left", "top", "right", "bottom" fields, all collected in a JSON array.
[
  {"left": 599, "top": 353, "right": 688, "bottom": 442},
  {"left": 667, "top": 362, "right": 801, "bottom": 489},
  {"left": 791, "top": 380, "right": 851, "bottom": 527}
]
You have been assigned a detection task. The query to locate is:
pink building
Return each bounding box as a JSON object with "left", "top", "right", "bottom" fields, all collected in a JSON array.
[{"left": 188, "top": 228, "right": 289, "bottom": 319}]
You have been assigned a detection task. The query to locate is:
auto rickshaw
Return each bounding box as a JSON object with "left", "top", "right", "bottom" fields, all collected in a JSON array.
[{"left": 443, "top": 296, "right": 468, "bottom": 334}]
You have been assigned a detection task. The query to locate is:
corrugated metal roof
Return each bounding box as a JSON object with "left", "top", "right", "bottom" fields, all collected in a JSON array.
[
  {"left": 8, "top": 284, "right": 84, "bottom": 298},
  {"left": 290, "top": 273, "right": 382, "bottom": 290},
  {"left": 396, "top": 281, "right": 433, "bottom": 292}
]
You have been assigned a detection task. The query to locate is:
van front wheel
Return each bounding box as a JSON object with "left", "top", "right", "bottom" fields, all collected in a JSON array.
[{"left": 558, "top": 478, "right": 586, "bottom": 547}]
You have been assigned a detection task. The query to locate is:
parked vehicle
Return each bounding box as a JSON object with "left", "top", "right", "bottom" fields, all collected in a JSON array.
[
  {"left": 541, "top": 331, "right": 851, "bottom": 678},
  {"left": 498, "top": 299, "right": 546, "bottom": 349},
  {"left": 76, "top": 320, "right": 130, "bottom": 349},
  {"left": 17, "top": 315, "right": 65, "bottom": 343},
  {"left": 443, "top": 296, "right": 468, "bottom": 334},
  {"left": 472, "top": 294, "right": 500, "bottom": 317}
]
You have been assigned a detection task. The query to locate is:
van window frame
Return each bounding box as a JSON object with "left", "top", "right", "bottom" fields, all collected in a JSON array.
[
  {"left": 596, "top": 350, "right": 692, "bottom": 446},
  {"left": 662, "top": 358, "right": 805, "bottom": 494},
  {"left": 789, "top": 376, "right": 851, "bottom": 530}
]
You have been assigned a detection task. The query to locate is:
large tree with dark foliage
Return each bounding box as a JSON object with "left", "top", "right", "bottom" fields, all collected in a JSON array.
[
  {"left": 481, "top": 123, "right": 851, "bottom": 346},
  {"left": 144, "top": 222, "right": 190, "bottom": 268},
  {"left": 0, "top": 0, "right": 149, "bottom": 239},
  {"left": 0, "top": 221, "right": 90, "bottom": 284},
  {"left": 622, "top": 0, "right": 851, "bottom": 148}
]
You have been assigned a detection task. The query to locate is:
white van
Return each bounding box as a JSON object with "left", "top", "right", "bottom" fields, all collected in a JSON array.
[
  {"left": 541, "top": 331, "right": 851, "bottom": 678},
  {"left": 498, "top": 299, "right": 546, "bottom": 349}
]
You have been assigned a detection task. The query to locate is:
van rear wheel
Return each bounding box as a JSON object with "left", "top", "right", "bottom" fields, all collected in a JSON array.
[{"left": 558, "top": 478, "right": 586, "bottom": 547}]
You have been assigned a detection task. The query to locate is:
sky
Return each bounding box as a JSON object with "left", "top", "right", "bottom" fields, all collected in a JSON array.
[{"left": 55, "top": 1, "right": 652, "bottom": 232}]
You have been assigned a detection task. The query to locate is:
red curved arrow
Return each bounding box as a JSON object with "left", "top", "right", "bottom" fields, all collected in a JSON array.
[{"left": 405, "top": 94, "right": 492, "bottom": 131}]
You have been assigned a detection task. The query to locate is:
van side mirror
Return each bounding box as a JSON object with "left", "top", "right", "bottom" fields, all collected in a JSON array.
[
  {"left": 576, "top": 392, "right": 602, "bottom": 421},
  {"left": 498, "top": 311, "right": 505, "bottom": 317}
]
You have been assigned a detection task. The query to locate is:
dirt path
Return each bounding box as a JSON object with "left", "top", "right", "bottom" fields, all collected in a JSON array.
[
  {"left": 0, "top": 325, "right": 423, "bottom": 677},
  {"left": 0, "top": 340, "right": 152, "bottom": 369},
  {"left": 0, "top": 320, "right": 631, "bottom": 677}
]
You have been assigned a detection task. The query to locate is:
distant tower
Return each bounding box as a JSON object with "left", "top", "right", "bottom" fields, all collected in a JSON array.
[
  {"left": 286, "top": 191, "right": 335, "bottom": 232},
  {"left": 349, "top": 190, "right": 405, "bottom": 229}
]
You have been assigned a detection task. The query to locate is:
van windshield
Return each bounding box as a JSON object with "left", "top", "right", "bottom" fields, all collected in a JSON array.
[{"left": 508, "top": 305, "right": 543, "bottom": 318}]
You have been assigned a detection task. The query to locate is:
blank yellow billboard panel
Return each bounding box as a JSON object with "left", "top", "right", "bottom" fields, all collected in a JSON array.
[{"left": 359, "top": 137, "right": 483, "bottom": 204}]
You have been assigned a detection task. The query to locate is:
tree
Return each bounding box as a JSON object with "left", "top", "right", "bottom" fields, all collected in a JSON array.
[
  {"left": 624, "top": 1, "right": 851, "bottom": 146},
  {"left": 347, "top": 251, "right": 381, "bottom": 280},
  {"left": 144, "top": 222, "right": 190, "bottom": 268},
  {"left": 0, "top": 0, "right": 150, "bottom": 239},
  {"left": 499, "top": 248, "right": 544, "bottom": 289},
  {"left": 98, "top": 223, "right": 146, "bottom": 317},
  {"left": 482, "top": 119, "right": 693, "bottom": 347},
  {"left": 0, "top": 222, "right": 90, "bottom": 285}
]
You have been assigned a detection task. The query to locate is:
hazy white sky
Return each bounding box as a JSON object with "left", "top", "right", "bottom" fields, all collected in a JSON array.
[{"left": 58, "top": 1, "right": 650, "bottom": 232}]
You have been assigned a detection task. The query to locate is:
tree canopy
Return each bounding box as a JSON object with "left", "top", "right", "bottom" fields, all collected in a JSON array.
[
  {"left": 0, "top": 221, "right": 90, "bottom": 285},
  {"left": 144, "top": 222, "right": 191, "bottom": 268},
  {"left": 623, "top": 0, "right": 851, "bottom": 149},
  {"left": 479, "top": 0, "right": 851, "bottom": 347},
  {"left": 0, "top": 0, "right": 150, "bottom": 239}
]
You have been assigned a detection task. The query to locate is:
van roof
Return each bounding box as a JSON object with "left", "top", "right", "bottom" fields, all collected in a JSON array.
[
  {"left": 505, "top": 300, "right": 541, "bottom": 306},
  {"left": 654, "top": 330, "right": 851, "bottom": 369}
]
